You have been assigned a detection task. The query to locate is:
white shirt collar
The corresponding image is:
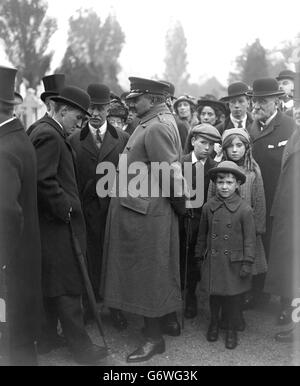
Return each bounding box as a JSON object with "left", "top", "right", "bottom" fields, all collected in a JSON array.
[
  {"left": 0, "top": 117, "right": 16, "bottom": 128},
  {"left": 51, "top": 116, "right": 64, "bottom": 130},
  {"left": 89, "top": 120, "right": 107, "bottom": 136},
  {"left": 265, "top": 110, "right": 278, "bottom": 127},
  {"left": 230, "top": 114, "right": 247, "bottom": 128},
  {"left": 192, "top": 151, "right": 207, "bottom": 165}
]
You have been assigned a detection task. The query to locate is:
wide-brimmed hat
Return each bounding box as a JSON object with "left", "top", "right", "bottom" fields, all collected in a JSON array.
[
  {"left": 40, "top": 74, "right": 65, "bottom": 102},
  {"left": 126, "top": 77, "right": 170, "bottom": 100},
  {"left": 209, "top": 160, "right": 246, "bottom": 184},
  {"left": 0, "top": 66, "right": 21, "bottom": 105},
  {"left": 247, "top": 78, "right": 285, "bottom": 98},
  {"left": 221, "top": 82, "right": 250, "bottom": 102},
  {"left": 276, "top": 70, "right": 296, "bottom": 82},
  {"left": 222, "top": 128, "right": 250, "bottom": 145},
  {"left": 173, "top": 94, "right": 197, "bottom": 112},
  {"left": 197, "top": 99, "right": 228, "bottom": 116},
  {"left": 108, "top": 101, "right": 128, "bottom": 120},
  {"left": 191, "top": 123, "right": 221, "bottom": 143},
  {"left": 50, "top": 86, "right": 91, "bottom": 116},
  {"left": 87, "top": 84, "right": 110, "bottom": 105}
]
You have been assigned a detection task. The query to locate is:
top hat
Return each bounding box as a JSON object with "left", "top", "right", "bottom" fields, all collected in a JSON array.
[
  {"left": 87, "top": 84, "right": 111, "bottom": 105},
  {"left": 40, "top": 74, "right": 65, "bottom": 102},
  {"left": 209, "top": 160, "right": 246, "bottom": 184},
  {"left": 276, "top": 70, "right": 296, "bottom": 82},
  {"left": 191, "top": 123, "right": 221, "bottom": 143},
  {"left": 126, "top": 77, "right": 170, "bottom": 99},
  {"left": 220, "top": 82, "right": 250, "bottom": 102},
  {"left": 50, "top": 86, "right": 91, "bottom": 116},
  {"left": 197, "top": 99, "right": 228, "bottom": 116},
  {"left": 0, "top": 66, "right": 21, "bottom": 105},
  {"left": 247, "top": 78, "right": 285, "bottom": 98}
]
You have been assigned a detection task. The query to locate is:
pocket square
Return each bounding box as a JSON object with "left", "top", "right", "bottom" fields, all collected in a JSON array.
[
  {"left": 268, "top": 144, "right": 275, "bottom": 149},
  {"left": 278, "top": 140, "right": 288, "bottom": 147}
]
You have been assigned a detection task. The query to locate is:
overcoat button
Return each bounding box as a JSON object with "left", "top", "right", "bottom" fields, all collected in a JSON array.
[
  {"left": 212, "top": 234, "right": 217, "bottom": 239},
  {"left": 227, "top": 224, "right": 232, "bottom": 228},
  {"left": 211, "top": 249, "right": 217, "bottom": 255},
  {"left": 224, "top": 250, "right": 229, "bottom": 255},
  {"left": 224, "top": 235, "right": 229, "bottom": 240}
]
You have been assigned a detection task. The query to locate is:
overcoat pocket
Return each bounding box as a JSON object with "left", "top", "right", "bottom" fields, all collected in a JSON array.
[{"left": 120, "top": 195, "right": 150, "bottom": 215}]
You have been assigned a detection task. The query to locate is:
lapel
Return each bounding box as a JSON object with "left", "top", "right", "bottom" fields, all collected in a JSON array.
[
  {"left": 80, "top": 123, "right": 99, "bottom": 159},
  {"left": 209, "top": 193, "right": 242, "bottom": 213},
  {"left": 282, "top": 130, "right": 300, "bottom": 170},
  {"left": 98, "top": 122, "right": 119, "bottom": 163},
  {"left": 252, "top": 111, "right": 281, "bottom": 142},
  {"left": 0, "top": 118, "right": 23, "bottom": 138}
]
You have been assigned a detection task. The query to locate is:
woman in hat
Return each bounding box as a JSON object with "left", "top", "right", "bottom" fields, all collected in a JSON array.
[
  {"left": 195, "top": 161, "right": 256, "bottom": 349},
  {"left": 221, "top": 129, "right": 267, "bottom": 310},
  {"left": 107, "top": 100, "right": 128, "bottom": 131},
  {"left": 173, "top": 95, "right": 199, "bottom": 130}
]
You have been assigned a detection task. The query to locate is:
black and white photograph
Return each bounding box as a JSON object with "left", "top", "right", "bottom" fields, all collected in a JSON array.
[{"left": 0, "top": 0, "right": 300, "bottom": 368}]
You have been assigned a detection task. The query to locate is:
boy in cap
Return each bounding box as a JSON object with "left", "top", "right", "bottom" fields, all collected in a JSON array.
[
  {"left": 181, "top": 123, "right": 221, "bottom": 319},
  {"left": 195, "top": 161, "right": 256, "bottom": 349}
]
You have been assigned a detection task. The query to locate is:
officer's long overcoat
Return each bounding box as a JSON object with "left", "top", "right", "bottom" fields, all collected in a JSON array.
[{"left": 101, "top": 104, "right": 184, "bottom": 317}]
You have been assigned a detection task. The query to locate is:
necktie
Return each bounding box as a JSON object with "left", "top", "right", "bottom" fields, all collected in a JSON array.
[
  {"left": 96, "top": 129, "right": 103, "bottom": 147},
  {"left": 237, "top": 120, "right": 243, "bottom": 128}
]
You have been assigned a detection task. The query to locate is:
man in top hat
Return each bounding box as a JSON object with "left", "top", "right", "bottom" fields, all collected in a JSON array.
[
  {"left": 248, "top": 78, "right": 294, "bottom": 311},
  {"left": 29, "top": 85, "right": 106, "bottom": 364},
  {"left": 69, "top": 84, "right": 129, "bottom": 330},
  {"left": 27, "top": 73, "right": 65, "bottom": 136},
  {"left": 0, "top": 66, "right": 42, "bottom": 365},
  {"left": 265, "top": 72, "right": 300, "bottom": 343},
  {"left": 217, "top": 82, "right": 253, "bottom": 135},
  {"left": 101, "top": 77, "right": 187, "bottom": 363},
  {"left": 276, "top": 69, "right": 296, "bottom": 116},
  {"left": 180, "top": 124, "right": 221, "bottom": 319}
]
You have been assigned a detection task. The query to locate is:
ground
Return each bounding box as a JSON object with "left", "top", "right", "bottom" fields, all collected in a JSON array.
[{"left": 38, "top": 291, "right": 300, "bottom": 367}]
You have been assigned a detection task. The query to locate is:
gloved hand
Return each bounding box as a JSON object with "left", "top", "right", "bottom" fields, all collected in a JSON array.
[{"left": 240, "top": 263, "right": 252, "bottom": 278}]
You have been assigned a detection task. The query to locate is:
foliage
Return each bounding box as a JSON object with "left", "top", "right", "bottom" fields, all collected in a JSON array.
[{"left": 0, "top": 0, "right": 57, "bottom": 87}]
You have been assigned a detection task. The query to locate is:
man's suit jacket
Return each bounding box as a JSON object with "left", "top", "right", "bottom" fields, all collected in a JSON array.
[
  {"left": 0, "top": 118, "right": 42, "bottom": 346},
  {"left": 68, "top": 123, "right": 129, "bottom": 292},
  {"left": 29, "top": 115, "right": 86, "bottom": 297},
  {"left": 216, "top": 112, "right": 253, "bottom": 135}
]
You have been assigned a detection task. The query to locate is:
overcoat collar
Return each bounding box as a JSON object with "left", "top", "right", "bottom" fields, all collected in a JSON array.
[
  {"left": 0, "top": 117, "right": 23, "bottom": 138},
  {"left": 282, "top": 129, "right": 300, "bottom": 169},
  {"left": 79, "top": 121, "right": 120, "bottom": 161},
  {"left": 40, "top": 114, "right": 68, "bottom": 140},
  {"left": 209, "top": 192, "right": 242, "bottom": 213},
  {"left": 139, "top": 104, "right": 172, "bottom": 126},
  {"left": 251, "top": 110, "right": 282, "bottom": 142}
]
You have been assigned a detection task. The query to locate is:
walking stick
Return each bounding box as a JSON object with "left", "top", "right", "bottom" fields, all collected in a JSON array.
[
  {"left": 69, "top": 219, "right": 108, "bottom": 353},
  {"left": 182, "top": 212, "right": 192, "bottom": 330}
]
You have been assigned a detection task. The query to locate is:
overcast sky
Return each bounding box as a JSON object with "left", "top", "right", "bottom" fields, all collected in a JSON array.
[{"left": 2, "top": 0, "right": 300, "bottom": 89}]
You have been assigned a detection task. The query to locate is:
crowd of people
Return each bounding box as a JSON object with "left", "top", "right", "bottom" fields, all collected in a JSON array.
[{"left": 0, "top": 64, "right": 299, "bottom": 366}]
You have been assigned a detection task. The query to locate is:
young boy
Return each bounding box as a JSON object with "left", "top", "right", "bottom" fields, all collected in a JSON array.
[
  {"left": 194, "top": 161, "right": 256, "bottom": 349},
  {"left": 181, "top": 124, "right": 221, "bottom": 319}
]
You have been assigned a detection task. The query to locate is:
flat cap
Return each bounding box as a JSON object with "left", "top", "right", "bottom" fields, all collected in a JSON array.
[{"left": 191, "top": 123, "right": 221, "bottom": 143}]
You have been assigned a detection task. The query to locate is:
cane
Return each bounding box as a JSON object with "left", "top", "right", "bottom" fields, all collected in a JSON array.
[
  {"left": 182, "top": 211, "right": 193, "bottom": 330},
  {"left": 69, "top": 219, "right": 108, "bottom": 353}
]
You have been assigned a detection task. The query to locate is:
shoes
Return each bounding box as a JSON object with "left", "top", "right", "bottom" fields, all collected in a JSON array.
[
  {"left": 110, "top": 309, "right": 128, "bottom": 331},
  {"left": 37, "top": 334, "right": 67, "bottom": 355},
  {"left": 277, "top": 309, "right": 292, "bottom": 326},
  {"left": 225, "top": 330, "right": 238, "bottom": 350},
  {"left": 219, "top": 316, "right": 246, "bottom": 332},
  {"left": 184, "top": 295, "right": 197, "bottom": 319},
  {"left": 126, "top": 339, "right": 165, "bottom": 363},
  {"left": 206, "top": 322, "right": 219, "bottom": 342},
  {"left": 73, "top": 344, "right": 108, "bottom": 365},
  {"left": 160, "top": 316, "right": 181, "bottom": 337}
]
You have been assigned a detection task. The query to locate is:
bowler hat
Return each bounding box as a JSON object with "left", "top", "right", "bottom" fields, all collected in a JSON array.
[
  {"left": 276, "top": 70, "right": 296, "bottom": 82},
  {"left": 87, "top": 84, "right": 111, "bottom": 105},
  {"left": 191, "top": 123, "right": 221, "bottom": 143},
  {"left": 126, "top": 77, "right": 170, "bottom": 99},
  {"left": 247, "top": 78, "right": 285, "bottom": 98},
  {"left": 50, "top": 86, "right": 91, "bottom": 116},
  {"left": 197, "top": 99, "right": 227, "bottom": 116},
  {"left": 209, "top": 160, "right": 246, "bottom": 184},
  {"left": 221, "top": 82, "right": 250, "bottom": 102},
  {"left": 0, "top": 66, "right": 21, "bottom": 105},
  {"left": 222, "top": 128, "right": 250, "bottom": 146},
  {"left": 173, "top": 95, "right": 197, "bottom": 112},
  {"left": 40, "top": 74, "right": 65, "bottom": 102}
]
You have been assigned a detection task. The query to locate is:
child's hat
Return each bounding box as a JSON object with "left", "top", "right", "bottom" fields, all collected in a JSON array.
[
  {"left": 222, "top": 128, "right": 250, "bottom": 145},
  {"left": 209, "top": 160, "right": 246, "bottom": 184},
  {"left": 191, "top": 123, "right": 221, "bottom": 143}
]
